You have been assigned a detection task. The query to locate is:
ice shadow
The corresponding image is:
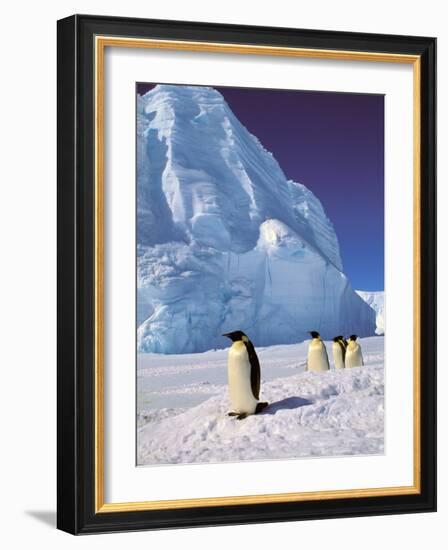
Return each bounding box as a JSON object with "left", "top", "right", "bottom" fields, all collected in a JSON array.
[{"left": 263, "top": 396, "right": 312, "bottom": 414}]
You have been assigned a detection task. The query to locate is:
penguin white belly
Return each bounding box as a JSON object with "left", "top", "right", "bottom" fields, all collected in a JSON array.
[
  {"left": 332, "top": 343, "right": 345, "bottom": 369},
  {"left": 345, "top": 343, "right": 364, "bottom": 368},
  {"left": 307, "top": 341, "right": 329, "bottom": 372},
  {"left": 227, "top": 342, "right": 258, "bottom": 414}
]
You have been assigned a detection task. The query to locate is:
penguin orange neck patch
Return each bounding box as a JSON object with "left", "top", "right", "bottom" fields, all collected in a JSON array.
[{"left": 232, "top": 341, "right": 246, "bottom": 350}]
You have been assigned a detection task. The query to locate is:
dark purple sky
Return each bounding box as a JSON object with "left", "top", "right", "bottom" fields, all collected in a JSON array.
[{"left": 137, "top": 83, "right": 384, "bottom": 291}]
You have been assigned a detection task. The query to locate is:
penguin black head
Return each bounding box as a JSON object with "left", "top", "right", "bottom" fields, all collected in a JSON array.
[
  {"left": 223, "top": 330, "right": 249, "bottom": 343},
  {"left": 332, "top": 336, "right": 340, "bottom": 342},
  {"left": 309, "top": 331, "right": 320, "bottom": 339},
  {"left": 349, "top": 334, "right": 358, "bottom": 341}
]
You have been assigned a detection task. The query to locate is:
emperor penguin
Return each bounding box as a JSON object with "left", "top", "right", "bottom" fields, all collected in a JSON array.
[
  {"left": 332, "top": 336, "right": 346, "bottom": 369},
  {"left": 307, "top": 331, "right": 330, "bottom": 372},
  {"left": 223, "top": 331, "right": 269, "bottom": 420},
  {"left": 345, "top": 335, "right": 364, "bottom": 368}
]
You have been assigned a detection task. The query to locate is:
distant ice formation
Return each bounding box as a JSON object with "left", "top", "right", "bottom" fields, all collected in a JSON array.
[{"left": 356, "top": 291, "right": 384, "bottom": 335}]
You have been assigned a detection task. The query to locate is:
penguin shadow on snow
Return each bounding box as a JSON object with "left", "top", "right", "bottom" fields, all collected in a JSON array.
[{"left": 262, "top": 396, "right": 312, "bottom": 415}]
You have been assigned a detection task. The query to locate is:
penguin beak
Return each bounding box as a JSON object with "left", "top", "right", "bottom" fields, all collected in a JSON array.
[{"left": 222, "top": 333, "right": 231, "bottom": 338}]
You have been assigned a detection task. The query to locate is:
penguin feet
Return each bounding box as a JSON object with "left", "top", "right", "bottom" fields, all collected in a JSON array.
[
  {"left": 227, "top": 411, "right": 249, "bottom": 420},
  {"left": 255, "top": 402, "right": 269, "bottom": 414}
]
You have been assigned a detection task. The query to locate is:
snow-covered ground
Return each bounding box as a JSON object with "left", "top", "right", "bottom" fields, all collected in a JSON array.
[{"left": 137, "top": 336, "right": 384, "bottom": 465}]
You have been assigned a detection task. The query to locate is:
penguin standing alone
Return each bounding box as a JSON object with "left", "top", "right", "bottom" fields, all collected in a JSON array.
[
  {"left": 345, "top": 335, "right": 364, "bottom": 368},
  {"left": 223, "top": 331, "right": 269, "bottom": 420},
  {"left": 332, "top": 335, "right": 347, "bottom": 369},
  {"left": 306, "top": 331, "right": 330, "bottom": 372}
]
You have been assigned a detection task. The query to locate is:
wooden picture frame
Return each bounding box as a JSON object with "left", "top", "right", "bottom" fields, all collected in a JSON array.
[{"left": 57, "top": 14, "right": 436, "bottom": 534}]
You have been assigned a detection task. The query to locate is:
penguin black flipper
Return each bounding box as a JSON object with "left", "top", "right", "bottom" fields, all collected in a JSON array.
[
  {"left": 255, "top": 402, "right": 269, "bottom": 414},
  {"left": 323, "top": 344, "right": 330, "bottom": 364},
  {"left": 340, "top": 336, "right": 348, "bottom": 358},
  {"left": 337, "top": 338, "right": 346, "bottom": 361},
  {"left": 244, "top": 339, "right": 261, "bottom": 400}
]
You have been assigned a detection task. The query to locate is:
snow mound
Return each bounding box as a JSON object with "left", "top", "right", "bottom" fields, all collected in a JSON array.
[
  {"left": 137, "top": 84, "right": 376, "bottom": 353},
  {"left": 356, "top": 291, "right": 384, "bottom": 335},
  {"left": 138, "top": 363, "right": 384, "bottom": 465}
]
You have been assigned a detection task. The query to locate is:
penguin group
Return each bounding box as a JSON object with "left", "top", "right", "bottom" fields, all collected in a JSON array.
[
  {"left": 307, "top": 331, "right": 364, "bottom": 372},
  {"left": 223, "top": 329, "right": 364, "bottom": 421}
]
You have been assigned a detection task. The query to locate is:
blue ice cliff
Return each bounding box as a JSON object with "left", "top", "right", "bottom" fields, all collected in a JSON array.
[{"left": 136, "top": 85, "right": 376, "bottom": 353}]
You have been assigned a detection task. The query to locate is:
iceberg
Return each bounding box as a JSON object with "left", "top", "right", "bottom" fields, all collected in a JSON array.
[
  {"left": 137, "top": 84, "right": 376, "bottom": 353},
  {"left": 356, "top": 290, "right": 385, "bottom": 335}
]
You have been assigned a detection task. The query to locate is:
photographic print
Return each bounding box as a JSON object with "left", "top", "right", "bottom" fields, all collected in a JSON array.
[
  {"left": 136, "top": 82, "right": 385, "bottom": 466},
  {"left": 57, "top": 16, "right": 436, "bottom": 533}
]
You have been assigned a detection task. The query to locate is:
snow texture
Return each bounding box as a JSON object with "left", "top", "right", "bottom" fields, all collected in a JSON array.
[
  {"left": 356, "top": 290, "right": 384, "bottom": 335},
  {"left": 137, "top": 84, "right": 376, "bottom": 354},
  {"left": 137, "top": 336, "right": 384, "bottom": 465}
]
